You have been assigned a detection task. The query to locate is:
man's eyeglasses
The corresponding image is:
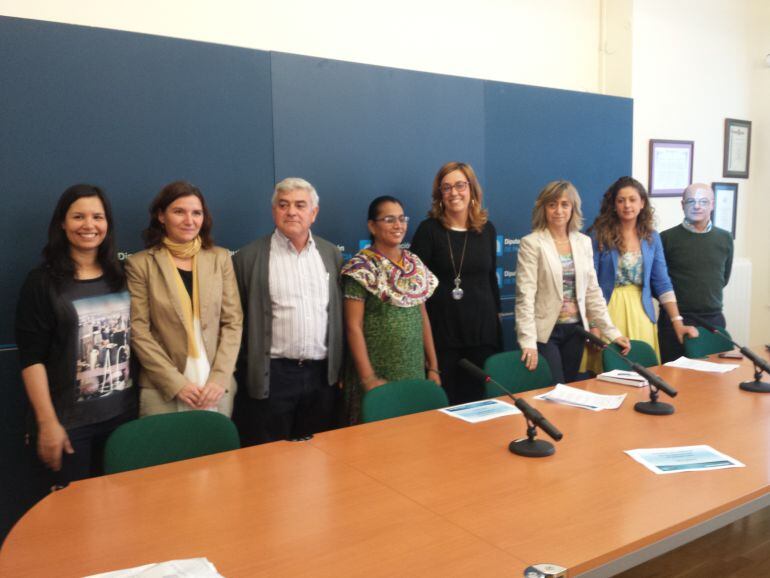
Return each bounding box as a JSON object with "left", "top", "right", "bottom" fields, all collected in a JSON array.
[
  {"left": 440, "top": 181, "right": 469, "bottom": 194},
  {"left": 684, "top": 198, "right": 712, "bottom": 208},
  {"left": 374, "top": 215, "right": 410, "bottom": 225}
]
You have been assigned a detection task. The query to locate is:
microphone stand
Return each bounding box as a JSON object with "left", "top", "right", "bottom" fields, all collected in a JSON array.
[
  {"left": 575, "top": 326, "right": 677, "bottom": 416},
  {"left": 689, "top": 313, "right": 770, "bottom": 393},
  {"left": 508, "top": 398, "right": 560, "bottom": 458},
  {"left": 458, "top": 359, "right": 563, "bottom": 458}
]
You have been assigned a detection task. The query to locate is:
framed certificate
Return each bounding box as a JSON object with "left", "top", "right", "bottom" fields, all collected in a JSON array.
[
  {"left": 711, "top": 182, "right": 738, "bottom": 238},
  {"left": 648, "top": 139, "right": 694, "bottom": 197},
  {"left": 723, "top": 118, "right": 751, "bottom": 178}
]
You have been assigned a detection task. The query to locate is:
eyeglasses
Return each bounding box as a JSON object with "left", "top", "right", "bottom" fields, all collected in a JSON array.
[
  {"left": 684, "top": 198, "right": 712, "bottom": 208},
  {"left": 440, "top": 181, "right": 469, "bottom": 194},
  {"left": 374, "top": 215, "right": 410, "bottom": 225}
]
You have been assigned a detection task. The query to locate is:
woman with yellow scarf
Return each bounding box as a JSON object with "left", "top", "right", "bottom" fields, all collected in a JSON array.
[{"left": 126, "top": 181, "right": 243, "bottom": 416}]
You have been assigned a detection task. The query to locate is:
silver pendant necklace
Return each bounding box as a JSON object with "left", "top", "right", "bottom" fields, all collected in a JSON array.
[{"left": 446, "top": 230, "right": 468, "bottom": 301}]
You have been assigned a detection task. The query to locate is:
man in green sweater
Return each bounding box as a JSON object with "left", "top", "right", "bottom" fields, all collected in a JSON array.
[{"left": 658, "top": 183, "right": 734, "bottom": 362}]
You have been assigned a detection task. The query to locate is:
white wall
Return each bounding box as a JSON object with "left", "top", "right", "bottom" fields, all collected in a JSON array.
[
  {"left": 2, "top": 0, "right": 767, "bottom": 342},
  {"left": 0, "top": 0, "right": 603, "bottom": 92},
  {"left": 747, "top": 0, "right": 770, "bottom": 344},
  {"left": 632, "top": 1, "right": 752, "bottom": 243},
  {"left": 632, "top": 0, "right": 768, "bottom": 344}
]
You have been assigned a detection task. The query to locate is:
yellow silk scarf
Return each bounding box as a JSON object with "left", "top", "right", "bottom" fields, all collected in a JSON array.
[{"left": 162, "top": 236, "right": 202, "bottom": 359}]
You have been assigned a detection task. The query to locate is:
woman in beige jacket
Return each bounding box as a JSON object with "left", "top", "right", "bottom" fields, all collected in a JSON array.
[
  {"left": 126, "top": 181, "right": 242, "bottom": 416},
  {"left": 515, "top": 180, "right": 630, "bottom": 385}
]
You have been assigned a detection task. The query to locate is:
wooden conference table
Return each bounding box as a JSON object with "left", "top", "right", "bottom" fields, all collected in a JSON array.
[{"left": 2, "top": 353, "right": 770, "bottom": 577}]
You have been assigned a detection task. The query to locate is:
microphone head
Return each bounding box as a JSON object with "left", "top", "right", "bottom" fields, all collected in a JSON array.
[
  {"left": 689, "top": 313, "right": 718, "bottom": 333},
  {"left": 574, "top": 325, "right": 607, "bottom": 349},
  {"left": 459, "top": 358, "right": 488, "bottom": 382}
]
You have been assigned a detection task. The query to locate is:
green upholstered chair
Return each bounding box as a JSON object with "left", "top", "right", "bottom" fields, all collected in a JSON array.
[
  {"left": 602, "top": 339, "right": 659, "bottom": 371},
  {"left": 483, "top": 350, "right": 553, "bottom": 398},
  {"left": 361, "top": 379, "right": 449, "bottom": 423},
  {"left": 683, "top": 326, "right": 733, "bottom": 358},
  {"left": 104, "top": 410, "right": 240, "bottom": 474}
]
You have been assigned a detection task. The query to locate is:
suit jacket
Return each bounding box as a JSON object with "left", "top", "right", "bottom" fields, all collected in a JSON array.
[
  {"left": 125, "top": 245, "right": 243, "bottom": 401},
  {"left": 232, "top": 232, "right": 343, "bottom": 400},
  {"left": 515, "top": 229, "right": 620, "bottom": 350},
  {"left": 592, "top": 230, "right": 674, "bottom": 324}
]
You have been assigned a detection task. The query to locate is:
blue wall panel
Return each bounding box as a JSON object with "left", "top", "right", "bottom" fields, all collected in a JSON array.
[
  {"left": 484, "top": 81, "right": 633, "bottom": 235},
  {"left": 483, "top": 81, "right": 633, "bottom": 346},
  {"left": 271, "top": 52, "right": 485, "bottom": 258},
  {"left": 0, "top": 16, "right": 275, "bottom": 344},
  {"left": 0, "top": 15, "right": 632, "bottom": 540}
]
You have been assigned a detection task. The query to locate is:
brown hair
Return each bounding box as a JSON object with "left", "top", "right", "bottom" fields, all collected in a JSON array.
[
  {"left": 588, "top": 176, "right": 654, "bottom": 251},
  {"left": 428, "top": 161, "right": 488, "bottom": 233},
  {"left": 142, "top": 181, "right": 214, "bottom": 249},
  {"left": 531, "top": 180, "right": 583, "bottom": 232}
]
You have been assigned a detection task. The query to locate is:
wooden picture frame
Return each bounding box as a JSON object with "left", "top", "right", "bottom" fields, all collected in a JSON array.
[
  {"left": 723, "top": 118, "right": 751, "bottom": 178},
  {"left": 712, "top": 182, "right": 738, "bottom": 238},
  {"left": 649, "top": 139, "right": 694, "bottom": 197}
]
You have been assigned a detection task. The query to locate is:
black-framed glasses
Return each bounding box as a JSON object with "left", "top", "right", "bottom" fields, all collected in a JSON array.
[
  {"left": 374, "top": 215, "right": 410, "bottom": 225},
  {"left": 440, "top": 181, "right": 469, "bottom": 194}
]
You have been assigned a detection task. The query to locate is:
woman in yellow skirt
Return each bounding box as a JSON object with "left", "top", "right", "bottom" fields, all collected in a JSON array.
[{"left": 583, "top": 177, "right": 697, "bottom": 373}]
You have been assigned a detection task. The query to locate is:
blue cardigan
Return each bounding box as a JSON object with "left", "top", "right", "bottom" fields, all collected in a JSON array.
[{"left": 592, "top": 230, "right": 674, "bottom": 324}]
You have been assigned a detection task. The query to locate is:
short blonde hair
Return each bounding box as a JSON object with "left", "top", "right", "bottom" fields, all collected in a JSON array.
[{"left": 531, "top": 180, "right": 583, "bottom": 232}]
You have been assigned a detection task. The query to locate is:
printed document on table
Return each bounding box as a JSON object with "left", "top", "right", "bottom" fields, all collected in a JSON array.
[
  {"left": 625, "top": 445, "right": 745, "bottom": 475},
  {"left": 664, "top": 356, "right": 739, "bottom": 373},
  {"left": 85, "top": 558, "right": 224, "bottom": 578},
  {"left": 597, "top": 369, "right": 648, "bottom": 387},
  {"left": 533, "top": 383, "right": 626, "bottom": 411},
  {"left": 440, "top": 399, "right": 521, "bottom": 423}
]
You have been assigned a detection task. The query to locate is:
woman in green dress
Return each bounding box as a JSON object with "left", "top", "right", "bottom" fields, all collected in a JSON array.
[{"left": 342, "top": 196, "right": 440, "bottom": 424}]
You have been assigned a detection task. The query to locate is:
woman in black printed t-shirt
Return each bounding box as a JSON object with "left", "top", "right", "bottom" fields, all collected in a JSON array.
[{"left": 16, "top": 184, "right": 137, "bottom": 488}]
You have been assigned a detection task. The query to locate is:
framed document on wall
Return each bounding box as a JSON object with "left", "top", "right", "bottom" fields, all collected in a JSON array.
[
  {"left": 723, "top": 118, "right": 751, "bottom": 178},
  {"left": 712, "top": 182, "right": 738, "bottom": 238},
  {"left": 649, "top": 139, "right": 694, "bottom": 197}
]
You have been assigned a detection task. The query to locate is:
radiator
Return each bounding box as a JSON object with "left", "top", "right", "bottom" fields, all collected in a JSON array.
[{"left": 723, "top": 258, "right": 752, "bottom": 344}]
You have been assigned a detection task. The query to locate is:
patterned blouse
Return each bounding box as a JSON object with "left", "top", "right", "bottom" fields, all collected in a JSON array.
[
  {"left": 341, "top": 248, "right": 438, "bottom": 307},
  {"left": 558, "top": 253, "right": 580, "bottom": 324},
  {"left": 615, "top": 250, "right": 643, "bottom": 287}
]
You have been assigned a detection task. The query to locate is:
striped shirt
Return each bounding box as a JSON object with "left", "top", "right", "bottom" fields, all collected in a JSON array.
[
  {"left": 682, "top": 219, "right": 713, "bottom": 233},
  {"left": 268, "top": 229, "right": 329, "bottom": 360}
]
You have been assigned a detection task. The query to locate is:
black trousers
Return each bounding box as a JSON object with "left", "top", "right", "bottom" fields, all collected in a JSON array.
[
  {"left": 658, "top": 310, "right": 727, "bottom": 363},
  {"left": 537, "top": 322, "right": 585, "bottom": 385},
  {"left": 233, "top": 358, "right": 339, "bottom": 447},
  {"left": 33, "top": 410, "right": 135, "bottom": 490},
  {"left": 438, "top": 345, "right": 499, "bottom": 405}
]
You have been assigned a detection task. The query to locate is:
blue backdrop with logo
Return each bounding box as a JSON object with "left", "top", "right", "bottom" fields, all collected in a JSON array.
[{"left": 0, "top": 15, "right": 632, "bottom": 539}]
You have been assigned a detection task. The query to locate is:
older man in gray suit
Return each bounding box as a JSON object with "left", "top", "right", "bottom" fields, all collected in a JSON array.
[{"left": 233, "top": 177, "right": 343, "bottom": 445}]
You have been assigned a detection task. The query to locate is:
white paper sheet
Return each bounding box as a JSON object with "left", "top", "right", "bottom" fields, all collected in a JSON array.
[
  {"left": 440, "top": 399, "right": 521, "bottom": 423},
  {"left": 664, "top": 356, "right": 739, "bottom": 373},
  {"left": 625, "top": 445, "right": 745, "bottom": 475},
  {"left": 597, "top": 369, "right": 648, "bottom": 387},
  {"left": 533, "top": 384, "right": 626, "bottom": 411},
  {"left": 85, "top": 558, "right": 224, "bottom": 578}
]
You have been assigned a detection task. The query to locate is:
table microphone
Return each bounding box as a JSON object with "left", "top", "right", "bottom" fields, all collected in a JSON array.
[
  {"left": 459, "top": 358, "right": 562, "bottom": 458},
  {"left": 574, "top": 325, "right": 677, "bottom": 415},
  {"left": 688, "top": 313, "right": 770, "bottom": 392}
]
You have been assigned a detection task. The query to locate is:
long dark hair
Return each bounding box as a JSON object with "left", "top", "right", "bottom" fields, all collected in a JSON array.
[
  {"left": 42, "top": 184, "right": 124, "bottom": 290},
  {"left": 142, "top": 181, "right": 213, "bottom": 249},
  {"left": 588, "top": 176, "right": 655, "bottom": 251}
]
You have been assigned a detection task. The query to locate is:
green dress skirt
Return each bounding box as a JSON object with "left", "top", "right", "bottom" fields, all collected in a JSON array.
[{"left": 342, "top": 278, "right": 425, "bottom": 424}]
